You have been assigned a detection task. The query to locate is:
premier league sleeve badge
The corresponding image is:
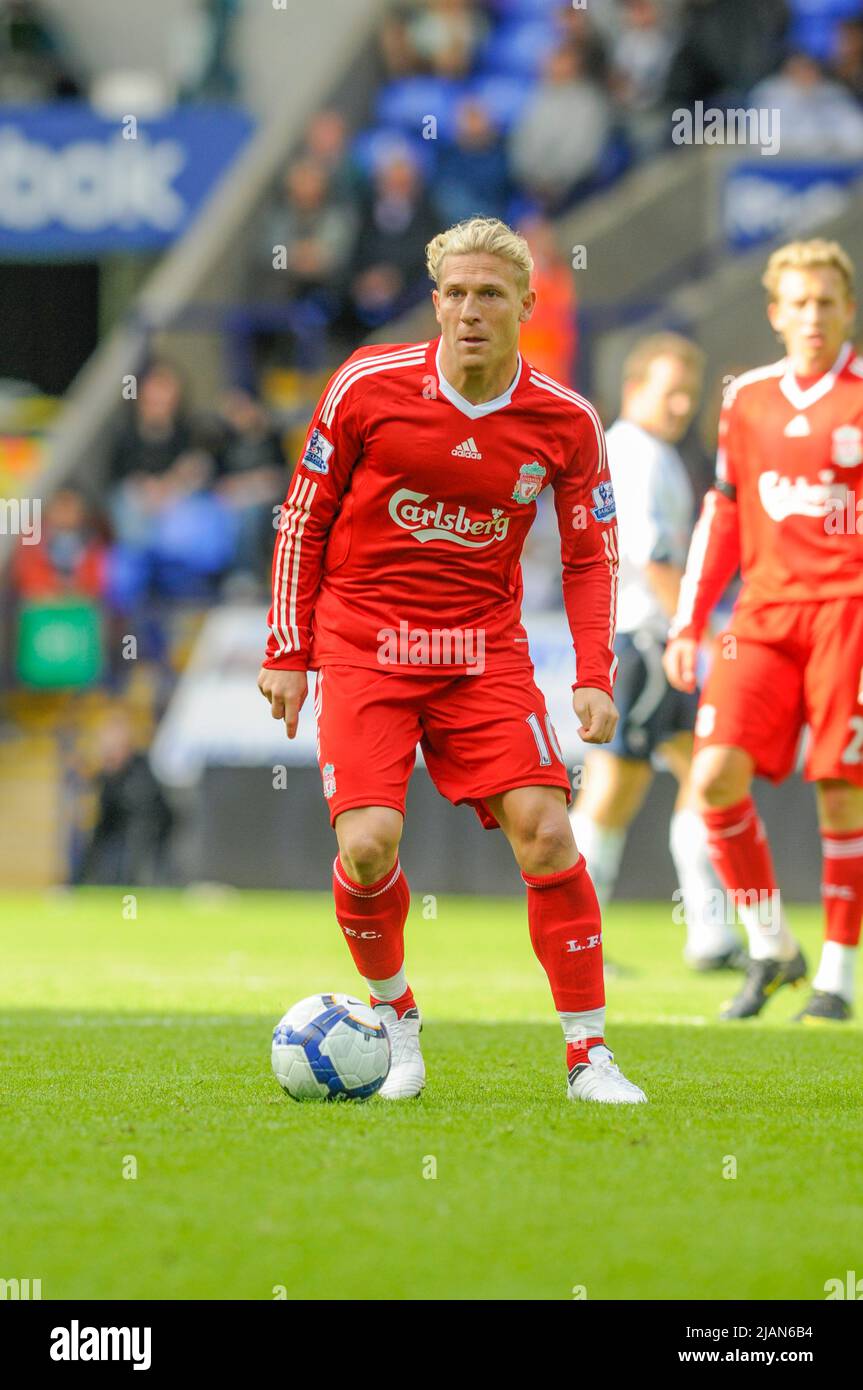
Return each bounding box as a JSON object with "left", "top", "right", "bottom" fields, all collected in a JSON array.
[
  {"left": 302, "top": 428, "right": 335, "bottom": 474},
  {"left": 591, "top": 480, "right": 617, "bottom": 522}
]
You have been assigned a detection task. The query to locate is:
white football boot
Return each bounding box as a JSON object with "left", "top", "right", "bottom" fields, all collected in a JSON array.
[
  {"left": 567, "top": 1044, "right": 647, "bottom": 1105},
  {"left": 374, "top": 1004, "right": 426, "bottom": 1099}
]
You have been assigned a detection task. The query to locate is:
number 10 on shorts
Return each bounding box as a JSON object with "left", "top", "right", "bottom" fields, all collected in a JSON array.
[{"left": 526, "top": 712, "right": 565, "bottom": 767}]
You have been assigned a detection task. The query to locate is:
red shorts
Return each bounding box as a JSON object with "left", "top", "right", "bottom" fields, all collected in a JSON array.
[
  {"left": 312, "top": 664, "right": 572, "bottom": 829},
  {"left": 694, "top": 597, "right": 863, "bottom": 785}
]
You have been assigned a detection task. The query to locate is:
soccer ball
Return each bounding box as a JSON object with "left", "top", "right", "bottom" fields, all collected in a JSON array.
[{"left": 271, "top": 993, "right": 391, "bottom": 1101}]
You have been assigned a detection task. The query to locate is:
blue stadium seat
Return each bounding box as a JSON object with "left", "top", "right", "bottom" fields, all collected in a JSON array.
[
  {"left": 462, "top": 73, "right": 534, "bottom": 130},
  {"left": 580, "top": 128, "right": 633, "bottom": 196},
  {"left": 489, "top": 0, "right": 565, "bottom": 17},
  {"left": 788, "top": 0, "right": 863, "bottom": 60},
  {"left": 478, "top": 19, "right": 558, "bottom": 78},
  {"left": 376, "top": 77, "right": 465, "bottom": 141},
  {"left": 790, "top": 0, "right": 862, "bottom": 16},
  {"left": 351, "top": 126, "right": 438, "bottom": 179}
]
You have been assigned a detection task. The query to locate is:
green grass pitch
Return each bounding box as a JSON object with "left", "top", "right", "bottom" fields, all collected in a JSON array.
[{"left": 1, "top": 888, "right": 861, "bottom": 1301}]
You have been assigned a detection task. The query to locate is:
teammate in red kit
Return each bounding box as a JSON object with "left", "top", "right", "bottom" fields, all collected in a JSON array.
[
  {"left": 257, "top": 216, "right": 647, "bottom": 1103},
  {"left": 665, "top": 239, "right": 863, "bottom": 1021}
]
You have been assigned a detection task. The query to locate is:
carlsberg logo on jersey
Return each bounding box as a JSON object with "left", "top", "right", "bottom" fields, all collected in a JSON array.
[
  {"left": 388, "top": 488, "right": 509, "bottom": 546},
  {"left": 758, "top": 471, "right": 849, "bottom": 521}
]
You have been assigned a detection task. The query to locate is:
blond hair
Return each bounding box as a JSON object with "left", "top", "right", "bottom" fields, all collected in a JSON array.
[
  {"left": 762, "top": 238, "right": 855, "bottom": 301},
  {"left": 622, "top": 332, "right": 705, "bottom": 386},
  {"left": 426, "top": 216, "right": 534, "bottom": 294}
]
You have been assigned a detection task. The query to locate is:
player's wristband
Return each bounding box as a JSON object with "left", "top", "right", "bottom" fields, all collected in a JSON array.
[{"left": 713, "top": 477, "right": 737, "bottom": 502}]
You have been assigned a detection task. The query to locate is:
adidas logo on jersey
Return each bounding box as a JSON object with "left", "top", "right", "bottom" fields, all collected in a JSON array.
[
  {"left": 784, "top": 414, "right": 811, "bottom": 437},
  {"left": 452, "top": 436, "right": 482, "bottom": 459}
]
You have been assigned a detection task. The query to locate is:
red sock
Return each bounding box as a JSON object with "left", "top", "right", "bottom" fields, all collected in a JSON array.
[
  {"left": 332, "top": 854, "right": 410, "bottom": 979},
  {"left": 566, "top": 1036, "right": 605, "bottom": 1070},
  {"left": 702, "top": 796, "right": 778, "bottom": 903},
  {"left": 821, "top": 828, "right": 863, "bottom": 946},
  {"left": 369, "top": 985, "right": 416, "bottom": 1019},
  {"left": 521, "top": 855, "right": 605, "bottom": 1013}
]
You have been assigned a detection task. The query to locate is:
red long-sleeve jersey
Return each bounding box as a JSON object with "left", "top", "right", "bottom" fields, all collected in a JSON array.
[
  {"left": 671, "top": 342, "right": 863, "bottom": 642},
  {"left": 263, "top": 338, "right": 619, "bottom": 694}
]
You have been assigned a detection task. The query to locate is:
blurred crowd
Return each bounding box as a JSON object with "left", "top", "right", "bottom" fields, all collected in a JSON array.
[
  {"left": 10, "top": 0, "right": 863, "bottom": 634},
  {"left": 9, "top": 0, "right": 863, "bottom": 621},
  {"left": 7, "top": 0, "right": 863, "bottom": 887},
  {"left": 251, "top": 0, "right": 863, "bottom": 370},
  {"left": 251, "top": 105, "right": 579, "bottom": 379},
  {"left": 12, "top": 360, "right": 290, "bottom": 634}
]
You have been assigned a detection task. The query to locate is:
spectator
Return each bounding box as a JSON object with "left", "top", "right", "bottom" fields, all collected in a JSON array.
[
  {"left": 611, "top": 0, "right": 675, "bottom": 107},
  {"left": 405, "top": 0, "right": 489, "bottom": 78},
  {"left": 610, "top": 0, "right": 676, "bottom": 153},
  {"left": 0, "top": 0, "right": 80, "bottom": 102},
  {"left": 75, "top": 712, "right": 173, "bottom": 886},
  {"left": 302, "top": 108, "right": 362, "bottom": 203},
  {"left": 260, "top": 157, "right": 357, "bottom": 307},
  {"left": 349, "top": 152, "right": 438, "bottom": 327},
  {"left": 108, "top": 361, "right": 196, "bottom": 549},
  {"left": 555, "top": 0, "right": 610, "bottom": 81},
  {"left": 751, "top": 51, "right": 863, "bottom": 156},
  {"left": 518, "top": 216, "right": 578, "bottom": 385},
  {"left": 433, "top": 98, "right": 511, "bottom": 224},
  {"left": 509, "top": 43, "right": 612, "bottom": 212},
  {"left": 380, "top": 0, "right": 488, "bottom": 79},
  {"left": 109, "top": 451, "right": 235, "bottom": 606},
  {"left": 379, "top": 5, "right": 418, "bottom": 78},
  {"left": 664, "top": 0, "right": 788, "bottom": 107},
  {"left": 13, "top": 486, "right": 107, "bottom": 601},
  {"left": 146, "top": 452, "right": 236, "bottom": 599},
  {"left": 832, "top": 18, "right": 863, "bottom": 104},
  {"left": 212, "top": 389, "right": 287, "bottom": 590},
  {"left": 109, "top": 361, "right": 192, "bottom": 484}
]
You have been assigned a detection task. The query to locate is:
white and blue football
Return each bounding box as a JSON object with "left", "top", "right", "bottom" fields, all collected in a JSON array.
[{"left": 271, "top": 994, "right": 391, "bottom": 1101}]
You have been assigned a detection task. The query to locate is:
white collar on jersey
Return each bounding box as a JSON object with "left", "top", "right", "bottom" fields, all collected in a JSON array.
[
  {"left": 779, "top": 340, "right": 853, "bottom": 412},
  {"left": 434, "top": 339, "right": 523, "bottom": 419}
]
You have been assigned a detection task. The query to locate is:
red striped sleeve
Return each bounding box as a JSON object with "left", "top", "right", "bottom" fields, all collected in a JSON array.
[
  {"left": 668, "top": 488, "right": 741, "bottom": 642},
  {"left": 545, "top": 388, "right": 619, "bottom": 697},
  {"left": 262, "top": 345, "right": 426, "bottom": 670}
]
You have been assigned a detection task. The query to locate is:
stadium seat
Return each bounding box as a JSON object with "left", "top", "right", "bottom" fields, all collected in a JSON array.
[
  {"left": 351, "top": 126, "right": 438, "bottom": 178},
  {"left": 788, "top": 16, "right": 840, "bottom": 60},
  {"left": 151, "top": 493, "right": 236, "bottom": 593},
  {"left": 462, "top": 73, "right": 533, "bottom": 131},
  {"left": 788, "top": 0, "right": 863, "bottom": 61},
  {"left": 489, "top": 0, "right": 564, "bottom": 17},
  {"left": 375, "top": 78, "right": 465, "bottom": 142},
  {"left": 478, "top": 19, "right": 558, "bottom": 78},
  {"left": 790, "top": 0, "right": 862, "bottom": 16},
  {"left": 585, "top": 129, "right": 634, "bottom": 194}
]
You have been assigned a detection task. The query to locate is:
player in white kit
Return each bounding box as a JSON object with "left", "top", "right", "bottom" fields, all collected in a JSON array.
[{"left": 570, "top": 334, "right": 746, "bottom": 969}]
